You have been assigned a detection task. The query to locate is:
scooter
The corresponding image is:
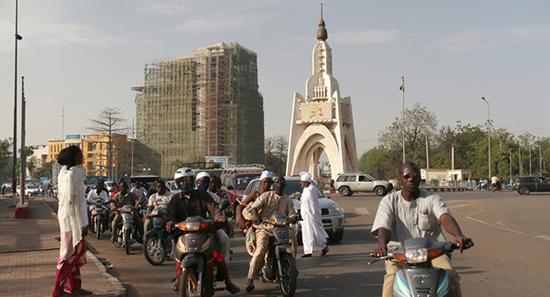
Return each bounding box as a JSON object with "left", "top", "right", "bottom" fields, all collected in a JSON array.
[
  {"left": 143, "top": 210, "right": 173, "bottom": 266},
  {"left": 369, "top": 238, "right": 469, "bottom": 297},
  {"left": 174, "top": 200, "right": 231, "bottom": 297},
  {"left": 89, "top": 198, "right": 109, "bottom": 240},
  {"left": 113, "top": 205, "right": 138, "bottom": 255},
  {"left": 259, "top": 214, "right": 298, "bottom": 297}
]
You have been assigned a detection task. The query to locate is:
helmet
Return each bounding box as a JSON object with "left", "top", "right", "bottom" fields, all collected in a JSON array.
[
  {"left": 174, "top": 167, "right": 194, "bottom": 181},
  {"left": 195, "top": 171, "right": 210, "bottom": 181}
]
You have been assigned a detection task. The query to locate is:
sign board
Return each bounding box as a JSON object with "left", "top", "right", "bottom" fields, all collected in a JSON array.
[
  {"left": 300, "top": 101, "right": 333, "bottom": 122},
  {"left": 205, "top": 156, "right": 229, "bottom": 167},
  {"left": 65, "top": 134, "right": 81, "bottom": 140}
]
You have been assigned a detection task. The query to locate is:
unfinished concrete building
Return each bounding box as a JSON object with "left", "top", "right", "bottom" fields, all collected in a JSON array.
[{"left": 135, "top": 42, "right": 264, "bottom": 177}]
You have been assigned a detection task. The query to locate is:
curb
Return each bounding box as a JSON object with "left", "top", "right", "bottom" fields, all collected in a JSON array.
[{"left": 40, "top": 197, "right": 127, "bottom": 297}]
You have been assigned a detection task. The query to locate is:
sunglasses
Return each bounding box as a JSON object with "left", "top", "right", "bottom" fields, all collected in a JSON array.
[{"left": 402, "top": 173, "right": 419, "bottom": 179}]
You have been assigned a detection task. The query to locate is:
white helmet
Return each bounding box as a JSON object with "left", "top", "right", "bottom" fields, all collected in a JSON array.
[
  {"left": 195, "top": 171, "right": 210, "bottom": 181},
  {"left": 174, "top": 167, "right": 194, "bottom": 181}
]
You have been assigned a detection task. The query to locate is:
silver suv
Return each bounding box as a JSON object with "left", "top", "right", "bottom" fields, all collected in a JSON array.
[{"left": 335, "top": 173, "right": 393, "bottom": 197}]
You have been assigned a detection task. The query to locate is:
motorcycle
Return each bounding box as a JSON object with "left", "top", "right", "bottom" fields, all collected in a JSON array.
[
  {"left": 259, "top": 215, "right": 298, "bottom": 297},
  {"left": 174, "top": 200, "right": 231, "bottom": 297},
  {"left": 89, "top": 198, "right": 109, "bottom": 240},
  {"left": 143, "top": 210, "right": 173, "bottom": 266},
  {"left": 113, "top": 204, "right": 138, "bottom": 255},
  {"left": 369, "top": 238, "right": 469, "bottom": 297}
]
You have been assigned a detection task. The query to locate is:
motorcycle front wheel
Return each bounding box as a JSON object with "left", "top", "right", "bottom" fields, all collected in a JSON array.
[
  {"left": 279, "top": 253, "right": 297, "bottom": 297},
  {"left": 177, "top": 268, "right": 200, "bottom": 297},
  {"left": 124, "top": 229, "right": 131, "bottom": 255},
  {"left": 95, "top": 217, "right": 101, "bottom": 240},
  {"left": 144, "top": 236, "right": 166, "bottom": 266}
]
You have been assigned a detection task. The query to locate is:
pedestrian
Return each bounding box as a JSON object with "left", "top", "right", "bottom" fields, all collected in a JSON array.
[
  {"left": 52, "top": 145, "right": 92, "bottom": 296},
  {"left": 299, "top": 171, "right": 329, "bottom": 258}
]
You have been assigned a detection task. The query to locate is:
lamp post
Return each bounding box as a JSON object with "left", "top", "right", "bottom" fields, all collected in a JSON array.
[
  {"left": 11, "top": 0, "right": 23, "bottom": 205},
  {"left": 481, "top": 97, "right": 491, "bottom": 178}
]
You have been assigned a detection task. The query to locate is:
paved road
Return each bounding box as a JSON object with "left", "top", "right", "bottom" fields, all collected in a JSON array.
[{"left": 64, "top": 191, "right": 550, "bottom": 296}]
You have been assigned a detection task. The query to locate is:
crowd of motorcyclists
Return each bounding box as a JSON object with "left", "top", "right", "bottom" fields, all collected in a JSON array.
[{"left": 77, "top": 161, "right": 474, "bottom": 297}]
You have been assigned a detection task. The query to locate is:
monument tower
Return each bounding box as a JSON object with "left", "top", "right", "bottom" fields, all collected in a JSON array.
[{"left": 286, "top": 6, "right": 358, "bottom": 179}]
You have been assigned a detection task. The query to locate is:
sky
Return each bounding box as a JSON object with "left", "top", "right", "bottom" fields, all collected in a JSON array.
[{"left": 1, "top": 0, "right": 549, "bottom": 156}]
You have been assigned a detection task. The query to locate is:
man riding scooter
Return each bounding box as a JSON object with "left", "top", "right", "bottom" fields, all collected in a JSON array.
[
  {"left": 166, "top": 167, "right": 240, "bottom": 295},
  {"left": 111, "top": 180, "right": 143, "bottom": 244},
  {"left": 371, "top": 162, "right": 474, "bottom": 297}
]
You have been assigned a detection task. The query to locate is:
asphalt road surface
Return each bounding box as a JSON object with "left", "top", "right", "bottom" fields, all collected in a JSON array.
[{"left": 68, "top": 191, "right": 550, "bottom": 296}]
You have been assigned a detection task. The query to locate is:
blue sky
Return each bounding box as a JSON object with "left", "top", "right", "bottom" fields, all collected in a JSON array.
[{"left": 1, "top": 0, "right": 549, "bottom": 155}]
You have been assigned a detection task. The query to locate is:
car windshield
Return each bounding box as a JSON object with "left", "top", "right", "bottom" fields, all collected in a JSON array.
[{"left": 235, "top": 174, "right": 260, "bottom": 190}]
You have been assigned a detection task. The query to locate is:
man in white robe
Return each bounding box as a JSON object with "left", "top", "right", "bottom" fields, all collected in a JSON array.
[{"left": 299, "top": 172, "right": 329, "bottom": 257}]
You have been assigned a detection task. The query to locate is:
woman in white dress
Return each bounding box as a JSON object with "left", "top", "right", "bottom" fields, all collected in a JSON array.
[{"left": 52, "top": 145, "right": 91, "bottom": 296}]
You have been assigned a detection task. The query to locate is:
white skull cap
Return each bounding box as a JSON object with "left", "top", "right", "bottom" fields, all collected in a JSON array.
[
  {"left": 300, "top": 171, "right": 312, "bottom": 182},
  {"left": 260, "top": 170, "right": 274, "bottom": 181},
  {"left": 195, "top": 171, "right": 210, "bottom": 181}
]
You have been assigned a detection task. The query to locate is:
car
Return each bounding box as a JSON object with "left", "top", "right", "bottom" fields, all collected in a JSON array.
[
  {"left": 221, "top": 164, "right": 265, "bottom": 209},
  {"left": 16, "top": 184, "right": 40, "bottom": 196},
  {"left": 515, "top": 176, "right": 550, "bottom": 194},
  {"left": 334, "top": 172, "right": 393, "bottom": 197},
  {"left": 244, "top": 176, "right": 345, "bottom": 243}
]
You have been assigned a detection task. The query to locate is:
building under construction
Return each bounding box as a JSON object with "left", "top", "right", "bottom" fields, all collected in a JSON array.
[{"left": 135, "top": 42, "right": 265, "bottom": 177}]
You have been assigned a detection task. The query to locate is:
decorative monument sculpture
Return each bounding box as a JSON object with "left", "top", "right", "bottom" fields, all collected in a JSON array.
[{"left": 286, "top": 9, "right": 358, "bottom": 180}]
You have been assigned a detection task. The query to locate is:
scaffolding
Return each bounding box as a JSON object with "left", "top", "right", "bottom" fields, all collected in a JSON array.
[{"left": 135, "top": 42, "right": 265, "bottom": 177}]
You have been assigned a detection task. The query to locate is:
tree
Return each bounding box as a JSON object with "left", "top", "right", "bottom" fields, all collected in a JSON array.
[
  {"left": 264, "top": 136, "right": 288, "bottom": 175},
  {"left": 358, "top": 145, "right": 399, "bottom": 179},
  {"left": 32, "top": 162, "right": 53, "bottom": 179},
  {"left": 0, "top": 139, "right": 12, "bottom": 182},
  {"left": 88, "top": 108, "right": 126, "bottom": 178}
]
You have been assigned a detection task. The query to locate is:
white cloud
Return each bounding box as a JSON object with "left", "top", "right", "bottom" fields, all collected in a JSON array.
[
  {"left": 508, "top": 25, "right": 550, "bottom": 40},
  {"left": 331, "top": 29, "right": 402, "bottom": 45},
  {"left": 431, "top": 30, "right": 486, "bottom": 54}
]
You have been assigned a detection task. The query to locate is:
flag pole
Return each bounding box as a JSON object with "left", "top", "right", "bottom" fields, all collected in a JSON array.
[{"left": 401, "top": 76, "right": 406, "bottom": 163}]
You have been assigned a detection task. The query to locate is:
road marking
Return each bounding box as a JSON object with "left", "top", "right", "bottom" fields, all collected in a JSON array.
[
  {"left": 466, "top": 216, "right": 550, "bottom": 241},
  {"left": 355, "top": 207, "right": 370, "bottom": 215}
]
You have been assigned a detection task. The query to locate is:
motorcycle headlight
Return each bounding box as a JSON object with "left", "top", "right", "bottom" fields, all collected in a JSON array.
[
  {"left": 405, "top": 247, "right": 428, "bottom": 264},
  {"left": 330, "top": 206, "right": 344, "bottom": 215},
  {"left": 184, "top": 221, "right": 201, "bottom": 231}
]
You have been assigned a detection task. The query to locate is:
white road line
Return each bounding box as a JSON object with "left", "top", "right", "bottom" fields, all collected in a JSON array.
[
  {"left": 466, "top": 216, "right": 550, "bottom": 241},
  {"left": 355, "top": 207, "right": 370, "bottom": 215}
]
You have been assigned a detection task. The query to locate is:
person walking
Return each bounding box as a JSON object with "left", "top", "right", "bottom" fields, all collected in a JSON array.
[
  {"left": 299, "top": 171, "right": 329, "bottom": 258},
  {"left": 52, "top": 145, "right": 92, "bottom": 296}
]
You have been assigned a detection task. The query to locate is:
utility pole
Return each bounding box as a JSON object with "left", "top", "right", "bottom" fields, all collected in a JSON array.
[
  {"left": 401, "top": 76, "right": 406, "bottom": 163},
  {"left": 519, "top": 146, "right": 522, "bottom": 176},
  {"left": 19, "top": 76, "right": 26, "bottom": 205},
  {"left": 539, "top": 145, "right": 543, "bottom": 175},
  {"left": 529, "top": 143, "right": 533, "bottom": 176},
  {"left": 11, "top": 0, "right": 22, "bottom": 206},
  {"left": 425, "top": 133, "right": 430, "bottom": 170},
  {"left": 509, "top": 149, "right": 512, "bottom": 178},
  {"left": 481, "top": 97, "right": 491, "bottom": 178}
]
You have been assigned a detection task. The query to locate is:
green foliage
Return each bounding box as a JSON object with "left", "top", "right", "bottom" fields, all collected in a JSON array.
[
  {"left": 264, "top": 136, "right": 287, "bottom": 176},
  {"left": 361, "top": 104, "right": 550, "bottom": 179},
  {"left": 0, "top": 139, "right": 12, "bottom": 182}
]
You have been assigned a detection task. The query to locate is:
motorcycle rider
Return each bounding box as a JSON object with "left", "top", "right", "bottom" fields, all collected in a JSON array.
[
  {"left": 242, "top": 175, "right": 297, "bottom": 292},
  {"left": 237, "top": 170, "right": 274, "bottom": 230},
  {"left": 144, "top": 180, "right": 173, "bottom": 234},
  {"left": 371, "top": 162, "right": 474, "bottom": 297},
  {"left": 111, "top": 180, "right": 144, "bottom": 244},
  {"left": 86, "top": 179, "right": 110, "bottom": 231},
  {"left": 166, "top": 167, "right": 240, "bottom": 295}
]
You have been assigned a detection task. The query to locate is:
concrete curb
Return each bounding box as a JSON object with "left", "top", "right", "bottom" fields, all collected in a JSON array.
[{"left": 40, "top": 197, "right": 127, "bottom": 297}]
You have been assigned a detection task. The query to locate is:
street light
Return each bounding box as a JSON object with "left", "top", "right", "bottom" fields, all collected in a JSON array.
[
  {"left": 481, "top": 97, "right": 491, "bottom": 178},
  {"left": 11, "top": 0, "right": 23, "bottom": 206}
]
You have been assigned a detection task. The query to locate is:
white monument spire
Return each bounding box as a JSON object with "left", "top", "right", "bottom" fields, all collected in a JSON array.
[{"left": 286, "top": 6, "right": 358, "bottom": 180}]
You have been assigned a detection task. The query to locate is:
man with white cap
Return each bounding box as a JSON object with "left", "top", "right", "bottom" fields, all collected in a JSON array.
[
  {"left": 300, "top": 171, "right": 329, "bottom": 257},
  {"left": 237, "top": 170, "right": 274, "bottom": 231}
]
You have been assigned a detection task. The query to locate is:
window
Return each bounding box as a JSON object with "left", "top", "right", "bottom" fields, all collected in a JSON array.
[{"left": 359, "top": 175, "right": 368, "bottom": 182}]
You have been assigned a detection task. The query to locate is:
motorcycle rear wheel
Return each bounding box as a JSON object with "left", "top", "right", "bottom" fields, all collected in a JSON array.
[
  {"left": 144, "top": 236, "right": 166, "bottom": 266},
  {"left": 279, "top": 253, "right": 297, "bottom": 297}
]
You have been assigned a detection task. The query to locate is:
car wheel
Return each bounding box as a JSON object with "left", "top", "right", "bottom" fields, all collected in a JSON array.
[
  {"left": 339, "top": 186, "right": 352, "bottom": 197},
  {"left": 374, "top": 186, "right": 387, "bottom": 197},
  {"left": 330, "top": 229, "right": 344, "bottom": 244}
]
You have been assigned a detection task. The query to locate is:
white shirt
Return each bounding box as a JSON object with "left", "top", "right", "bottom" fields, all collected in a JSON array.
[
  {"left": 371, "top": 190, "right": 450, "bottom": 244},
  {"left": 86, "top": 188, "right": 110, "bottom": 203},
  {"left": 147, "top": 192, "right": 173, "bottom": 211}
]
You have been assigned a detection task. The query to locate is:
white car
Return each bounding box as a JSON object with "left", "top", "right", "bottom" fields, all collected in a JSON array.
[
  {"left": 244, "top": 176, "right": 345, "bottom": 243},
  {"left": 16, "top": 184, "right": 40, "bottom": 196}
]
